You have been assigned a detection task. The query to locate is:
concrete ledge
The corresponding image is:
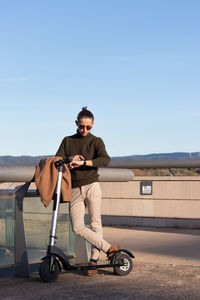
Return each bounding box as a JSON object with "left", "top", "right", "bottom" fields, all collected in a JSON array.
[{"left": 102, "top": 215, "right": 200, "bottom": 229}]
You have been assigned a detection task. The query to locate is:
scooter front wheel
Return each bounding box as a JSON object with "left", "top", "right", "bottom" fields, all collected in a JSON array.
[
  {"left": 113, "top": 253, "right": 133, "bottom": 276},
  {"left": 39, "top": 258, "right": 60, "bottom": 282}
]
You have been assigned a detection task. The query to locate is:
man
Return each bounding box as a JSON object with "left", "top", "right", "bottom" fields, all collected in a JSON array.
[{"left": 56, "top": 107, "right": 118, "bottom": 275}]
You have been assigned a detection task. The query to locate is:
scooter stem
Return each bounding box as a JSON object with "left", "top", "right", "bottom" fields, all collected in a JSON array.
[{"left": 49, "top": 163, "right": 64, "bottom": 247}]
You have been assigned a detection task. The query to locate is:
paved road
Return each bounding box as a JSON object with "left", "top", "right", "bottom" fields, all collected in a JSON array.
[
  {"left": 1, "top": 226, "right": 200, "bottom": 299},
  {"left": 103, "top": 226, "right": 200, "bottom": 267}
]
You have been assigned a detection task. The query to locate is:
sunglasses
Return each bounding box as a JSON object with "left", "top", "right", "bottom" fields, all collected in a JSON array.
[{"left": 78, "top": 125, "right": 92, "bottom": 130}]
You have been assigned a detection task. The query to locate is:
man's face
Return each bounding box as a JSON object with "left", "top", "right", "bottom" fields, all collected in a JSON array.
[{"left": 76, "top": 117, "right": 94, "bottom": 136}]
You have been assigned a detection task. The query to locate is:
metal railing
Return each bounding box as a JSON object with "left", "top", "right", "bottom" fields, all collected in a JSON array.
[{"left": 1, "top": 159, "right": 200, "bottom": 183}]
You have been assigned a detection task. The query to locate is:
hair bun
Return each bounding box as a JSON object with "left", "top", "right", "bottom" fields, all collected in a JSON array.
[{"left": 77, "top": 107, "right": 94, "bottom": 121}]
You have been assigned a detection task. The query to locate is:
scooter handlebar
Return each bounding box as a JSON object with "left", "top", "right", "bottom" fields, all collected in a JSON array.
[{"left": 54, "top": 159, "right": 69, "bottom": 172}]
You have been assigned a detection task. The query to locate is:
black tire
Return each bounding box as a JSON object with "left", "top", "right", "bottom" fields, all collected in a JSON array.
[
  {"left": 39, "top": 258, "right": 60, "bottom": 282},
  {"left": 113, "top": 253, "right": 133, "bottom": 276}
]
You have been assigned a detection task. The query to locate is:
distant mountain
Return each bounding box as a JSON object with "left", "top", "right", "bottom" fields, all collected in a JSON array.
[
  {"left": 0, "top": 152, "right": 200, "bottom": 165},
  {"left": 0, "top": 155, "right": 51, "bottom": 166},
  {"left": 112, "top": 152, "right": 200, "bottom": 161}
]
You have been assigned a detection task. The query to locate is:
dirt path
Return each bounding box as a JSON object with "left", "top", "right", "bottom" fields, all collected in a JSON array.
[{"left": 1, "top": 264, "right": 200, "bottom": 299}]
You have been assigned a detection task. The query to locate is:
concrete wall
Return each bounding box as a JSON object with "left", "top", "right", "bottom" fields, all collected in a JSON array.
[
  {"left": 1, "top": 176, "right": 200, "bottom": 228},
  {"left": 100, "top": 176, "right": 200, "bottom": 228}
]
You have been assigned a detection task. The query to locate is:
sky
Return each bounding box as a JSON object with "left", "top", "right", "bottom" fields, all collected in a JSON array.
[{"left": 0, "top": 0, "right": 200, "bottom": 157}]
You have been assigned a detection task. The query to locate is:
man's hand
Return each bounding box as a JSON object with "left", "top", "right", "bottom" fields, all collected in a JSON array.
[
  {"left": 69, "top": 160, "right": 84, "bottom": 169},
  {"left": 69, "top": 155, "right": 85, "bottom": 162}
]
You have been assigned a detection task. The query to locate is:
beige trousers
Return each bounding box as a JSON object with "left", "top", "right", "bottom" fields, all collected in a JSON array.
[{"left": 70, "top": 182, "right": 111, "bottom": 260}]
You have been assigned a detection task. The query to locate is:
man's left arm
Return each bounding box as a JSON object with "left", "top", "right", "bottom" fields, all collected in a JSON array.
[{"left": 91, "top": 138, "right": 110, "bottom": 167}]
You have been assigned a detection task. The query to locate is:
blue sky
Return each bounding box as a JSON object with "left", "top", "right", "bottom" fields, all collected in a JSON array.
[{"left": 0, "top": 0, "right": 199, "bottom": 156}]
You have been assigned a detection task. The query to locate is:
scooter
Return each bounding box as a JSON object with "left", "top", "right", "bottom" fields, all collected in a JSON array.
[{"left": 39, "top": 160, "right": 134, "bottom": 282}]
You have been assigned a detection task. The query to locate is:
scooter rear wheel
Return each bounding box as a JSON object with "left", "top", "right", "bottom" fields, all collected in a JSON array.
[
  {"left": 39, "top": 258, "right": 60, "bottom": 282},
  {"left": 113, "top": 253, "right": 133, "bottom": 276}
]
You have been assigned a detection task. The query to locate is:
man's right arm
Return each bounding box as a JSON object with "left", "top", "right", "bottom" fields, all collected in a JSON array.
[{"left": 56, "top": 138, "right": 84, "bottom": 164}]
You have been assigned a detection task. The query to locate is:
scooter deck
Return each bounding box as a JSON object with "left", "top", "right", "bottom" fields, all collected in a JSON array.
[
  {"left": 71, "top": 262, "right": 123, "bottom": 271},
  {"left": 45, "top": 246, "right": 134, "bottom": 272}
]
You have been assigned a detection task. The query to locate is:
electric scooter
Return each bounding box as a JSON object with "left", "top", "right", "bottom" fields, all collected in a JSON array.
[{"left": 39, "top": 160, "right": 134, "bottom": 282}]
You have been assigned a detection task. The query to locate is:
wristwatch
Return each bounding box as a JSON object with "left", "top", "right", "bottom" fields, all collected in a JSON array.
[{"left": 83, "top": 160, "right": 86, "bottom": 166}]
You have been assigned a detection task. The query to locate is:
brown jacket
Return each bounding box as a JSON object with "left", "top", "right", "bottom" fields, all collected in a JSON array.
[{"left": 35, "top": 156, "right": 72, "bottom": 207}]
